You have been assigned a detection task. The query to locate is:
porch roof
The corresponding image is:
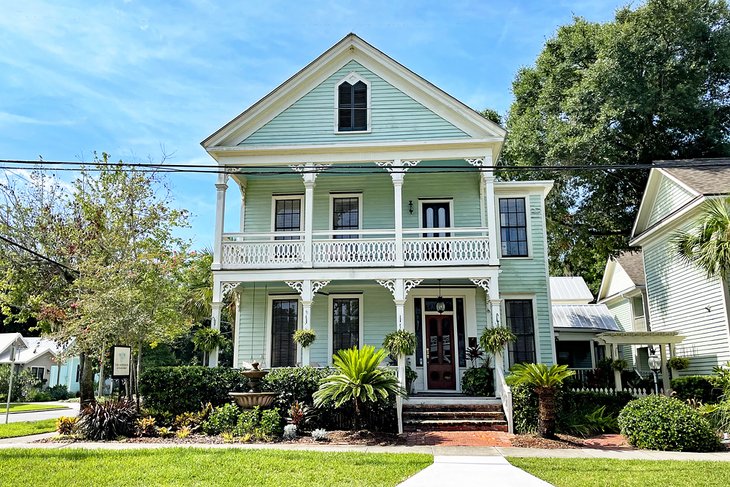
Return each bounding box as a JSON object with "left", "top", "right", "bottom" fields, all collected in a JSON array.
[
  {"left": 552, "top": 304, "right": 620, "bottom": 332},
  {"left": 596, "top": 331, "right": 685, "bottom": 345}
]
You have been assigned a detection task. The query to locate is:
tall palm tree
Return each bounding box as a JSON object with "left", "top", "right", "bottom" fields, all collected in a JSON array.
[
  {"left": 506, "top": 363, "right": 574, "bottom": 438},
  {"left": 674, "top": 197, "right": 730, "bottom": 280},
  {"left": 313, "top": 346, "right": 405, "bottom": 430}
]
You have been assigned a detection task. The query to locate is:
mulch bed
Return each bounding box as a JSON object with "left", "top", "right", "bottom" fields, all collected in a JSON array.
[{"left": 510, "top": 433, "right": 631, "bottom": 450}]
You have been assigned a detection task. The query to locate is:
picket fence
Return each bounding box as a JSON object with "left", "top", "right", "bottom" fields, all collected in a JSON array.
[{"left": 570, "top": 387, "right": 663, "bottom": 397}]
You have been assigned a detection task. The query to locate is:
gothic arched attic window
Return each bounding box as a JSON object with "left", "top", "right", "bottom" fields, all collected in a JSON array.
[{"left": 336, "top": 74, "right": 369, "bottom": 132}]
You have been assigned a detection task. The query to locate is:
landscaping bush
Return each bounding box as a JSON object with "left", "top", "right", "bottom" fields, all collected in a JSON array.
[
  {"left": 76, "top": 399, "right": 139, "bottom": 440},
  {"left": 618, "top": 395, "right": 721, "bottom": 451},
  {"left": 56, "top": 416, "right": 78, "bottom": 435},
  {"left": 511, "top": 384, "right": 539, "bottom": 434},
  {"left": 201, "top": 403, "right": 240, "bottom": 435},
  {"left": 461, "top": 366, "right": 494, "bottom": 396},
  {"left": 0, "top": 365, "right": 35, "bottom": 402},
  {"left": 671, "top": 376, "right": 722, "bottom": 404},
  {"left": 235, "top": 407, "right": 282, "bottom": 440},
  {"left": 139, "top": 366, "right": 248, "bottom": 417},
  {"left": 27, "top": 388, "right": 52, "bottom": 402},
  {"left": 700, "top": 399, "right": 730, "bottom": 434},
  {"left": 262, "top": 366, "right": 332, "bottom": 412},
  {"left": 47, "top": 385, "right": 70, "bottom": 401}
]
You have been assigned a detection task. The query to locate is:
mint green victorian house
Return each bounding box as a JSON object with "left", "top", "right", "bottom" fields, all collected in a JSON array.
[{"left": 201, "top": 34, "right": 556, "bottom": 398}]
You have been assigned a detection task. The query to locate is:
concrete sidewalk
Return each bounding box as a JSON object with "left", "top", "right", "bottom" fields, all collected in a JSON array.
[
  {"left": 3, "top": 402, "right": 78, "bottom": 424},
  {"left": 398, "top": 456, "right": 550, "bottom": 486},
  {"left": 0, "top": 435, "right": 729, "bottom": 461}
]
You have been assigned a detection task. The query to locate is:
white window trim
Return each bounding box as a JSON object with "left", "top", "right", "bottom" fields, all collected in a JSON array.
[
  {"left": 328, "top": 193, "right": 363, "bottom": 233},
  {"left": 265, "top": 294, "right": 302, "bottom": 368},
  {"left": 327, "top": 294, "right": 364, "bottom": 365},
  {"left": 417, "top": 199, "right": 455, "bottom": 234},
  {"left": 501, "top": 295, "right": 540, "bottom": 366},
  {"left": 30, "top": 366, "right": 44, "bottom": 380},
  {"left": 270, "top": 194, "right": 304, "bottom": 238},
  {"left": 333, "top": 72, "right": 372, "bottom": 134},
  {"left": 496, "top": 194, "right": 533, "bottom": 259}
]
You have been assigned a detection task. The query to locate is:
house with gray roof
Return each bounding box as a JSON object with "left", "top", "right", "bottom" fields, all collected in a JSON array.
[
  {"left": 0, "top": 333, "right": 81, "bottom": 392},
  {"left": 628, "top": 160, "right": 730, "bottom": 375}
]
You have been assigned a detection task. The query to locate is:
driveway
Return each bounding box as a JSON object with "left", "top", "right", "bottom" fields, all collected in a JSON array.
[{"left": 3, "top": 402, "right": 79, "bottom": 423}]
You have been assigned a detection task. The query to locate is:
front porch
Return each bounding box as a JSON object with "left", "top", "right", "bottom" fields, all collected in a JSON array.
[{"left": 214, "top": 272, "right": 503, "bottom": 395}]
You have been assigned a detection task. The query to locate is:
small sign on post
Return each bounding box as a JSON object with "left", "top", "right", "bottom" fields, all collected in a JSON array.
[{"left": 111, "top": 346, "right": 132, "bottom": 378}]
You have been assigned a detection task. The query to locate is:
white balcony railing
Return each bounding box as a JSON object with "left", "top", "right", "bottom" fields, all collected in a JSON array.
[{"left": 220, "top": 227, "right": 490, "bottom": 269}]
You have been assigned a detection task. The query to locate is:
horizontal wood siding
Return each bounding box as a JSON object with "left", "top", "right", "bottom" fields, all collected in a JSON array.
[
  {"left": 607, "top": 300, "right": 632, "bottom": 332},
  {"left": 498, "top": 194, "right": 554, "bottom": 365},
  {"left": 647, "top": 175, "right": 694, "bottom": 227},
  {"left": 236, "top": 284, "right": 293, "bottom": 367},
  {"left": 240, "top": 60, "right": 468, "bottom": 146},
  {"left": 242, "top": 170, "right": 482, "bottom": 234},
  {"left": 644, "top": 232, "right": 730, "bottom": 375}
]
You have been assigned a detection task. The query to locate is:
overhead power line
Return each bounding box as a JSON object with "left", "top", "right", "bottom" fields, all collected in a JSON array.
[{"left": 1, "top": 158, "right": 730, "bottom": 176}]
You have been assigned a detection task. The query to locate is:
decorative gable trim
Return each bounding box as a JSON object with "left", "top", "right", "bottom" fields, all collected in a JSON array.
[{"left": 202, "top": 34, "right": 506, "bottom": 151}]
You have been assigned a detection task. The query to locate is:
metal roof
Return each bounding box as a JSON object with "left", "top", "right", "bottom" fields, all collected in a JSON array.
[
  {"left": 549, "top": 277, "right": 594, "bottom": 304},
  {"left": 552, "top": 304, "right": 621, "bottom": 331}
]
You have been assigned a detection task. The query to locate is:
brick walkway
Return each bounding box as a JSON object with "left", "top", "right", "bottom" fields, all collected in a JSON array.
[{"left": 404, "top": 431, "right": 513, "bottom": 447}]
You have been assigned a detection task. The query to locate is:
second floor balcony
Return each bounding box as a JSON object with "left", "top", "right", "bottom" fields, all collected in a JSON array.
[{"left": 221, "top": 227, "right": 491, "bottom": 269}]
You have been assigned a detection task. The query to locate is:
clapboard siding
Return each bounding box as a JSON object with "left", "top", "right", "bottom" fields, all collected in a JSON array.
[
  {"left": 499, "top": 194, "right": 554, "bottom": 365},
  {"left": 240, "top": 60, "right": 468, "bottom": 146},
  {"left": 607, "top": 300, "right": 632, "bottom": 332},
  {"left": 644, "top": 230, "right": 730, "bottom": 375},
  {"left": 647, "top": 175, "right": 694, "bottom": 227}
]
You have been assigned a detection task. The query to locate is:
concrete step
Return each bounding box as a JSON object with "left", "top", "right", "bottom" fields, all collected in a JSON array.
[
  {"left": 403, "top": 411, "right": 505, "bottom": 421},
  {"left": 403, "top": 402, "right": 504, "bottom": 413},
  {"left": 403, "top": 418, "right": 508, "bottom": 432}
]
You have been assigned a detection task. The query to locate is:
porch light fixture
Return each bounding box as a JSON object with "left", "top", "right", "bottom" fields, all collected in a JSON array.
[
  {"left": 408, "top": 200, "right": 414, "bottom": 214},
  {"left": 435, "top": 279, "right": 446, "bottom": 314}
]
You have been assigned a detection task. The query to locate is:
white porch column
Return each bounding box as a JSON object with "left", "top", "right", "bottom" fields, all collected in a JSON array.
[
  {"left": 238, "top": 178, "right": 247, "bottom": 233},
  {"left": 210, "top": 302, "right": 222, "bottom": 367},
  {"left": 467, "top": 151, "right": 498, "bottom": 265},
  {"left": 303, "top": 176, "right": 316, "bottom": 268},
  {"left": 212, "top": 173, "right": 229, "bottom": 270},
  {"left": 392, "top": 171, "right": 405, "bottom": 267},
  {"left": 232, "top": 290, "right": 241, "bottom": 369},
  {"left": 286, "top": 280, "right": 329, "bottom": 366},
  {"left": 659, "top": 344, "right": 671, "bottom": 395},
  {"left": 611, "top": 344, "right": 622, "bottom": 391},
  {"left": 668, "top": 343, "right": 679, "bottom": 381},
  {"left": 377, "top": 278, "right": 423, "bottom": 435}
]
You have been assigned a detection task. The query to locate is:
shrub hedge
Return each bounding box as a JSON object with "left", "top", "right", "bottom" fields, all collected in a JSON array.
[
  {"left": 511, "top": 385, "right": 633, "bottom": 435},
  {"left": 671, "top": 376, "right": 723, "bottom": 404},
  {"left": 461, "top": 367, "right": 494, "bottom": 396},
  {"left": 618, "top": 395, "right": 721, "bottom": 452},
  {"left": 139, "top": 366, "right": 248, "bottom": 417}
]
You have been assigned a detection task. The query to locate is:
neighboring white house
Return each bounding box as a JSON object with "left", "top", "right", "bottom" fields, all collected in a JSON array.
[
  {"left": 0, "top": 333, "right": 81, "bottom": 393},
  {"left": 551, "top": 277, "right": 620, "bottom": 372},
  {"left": 629, "top": 161, "right": 730, "bottom": 375},
  {"left": 202, "top": 33, "right": 557, "bottom": 396},
  {"left": 598, "top": 251, "right": 652, "bottom": 373}
]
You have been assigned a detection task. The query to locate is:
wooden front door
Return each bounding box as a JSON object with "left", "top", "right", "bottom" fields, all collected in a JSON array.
[{"left": 426, "top": 314, "right": 456, "bottom": 389}]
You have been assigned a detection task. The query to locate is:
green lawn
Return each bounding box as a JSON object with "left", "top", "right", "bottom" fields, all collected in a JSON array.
[
  {"left": 0, "top": 419, "right": 58, "bottom": 439},
  {"left": 3, "top": 403, "right": 69, "bottom": 413},
  {"left": 509, "top": 458, "right": 730, "bottom": 487},
  {"left": 0, "top": 448, "right": 432, "bottom": 486}
]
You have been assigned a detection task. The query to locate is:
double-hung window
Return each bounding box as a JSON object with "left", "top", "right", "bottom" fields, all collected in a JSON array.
[
  {"left": 30, "top": 366, "right": 44, "bottom": 381},
  {"left": 332, "top": 297, "right": 360, "bottom": 356},
  {"left": 505, "top": 299, "right": 536, "bottom": 364},
  {"left": 332, "top": 195, "right": 360, "bottom": 239},
  {"left": 274, "top": 196, "right": 302, "bottom": 240},
  {"left": 499, "top": 197, "right": 528, "bottom": 257}
]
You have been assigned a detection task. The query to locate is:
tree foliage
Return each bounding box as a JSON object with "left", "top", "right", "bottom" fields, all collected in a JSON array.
[
  {"left": 674, "top": 197, "right": 730, "bottom": 279},
  {"left": 501, "top": 0, "right": 730, "bottom": 290}
]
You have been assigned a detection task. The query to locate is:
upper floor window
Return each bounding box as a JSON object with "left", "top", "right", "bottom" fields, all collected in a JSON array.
[
  {"left": 273, "top": 196, "right": 302, "bottom": 240},
  {"left": 337, "top": 74, "right": 369, "bottom": 132},
  {"left": 499, "top": 197, "right": 528, "bottom": 257},
  {"left": 332, "top": 194, "right": 361, "bottom": 239}
]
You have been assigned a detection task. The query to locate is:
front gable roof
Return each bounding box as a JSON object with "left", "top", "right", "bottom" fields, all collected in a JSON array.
[
  {"left": 202, "top": 34, "right": 506, "bottom": 155},
  {"left": 598, "top": 250, "right": 645, "bottom": 302}
]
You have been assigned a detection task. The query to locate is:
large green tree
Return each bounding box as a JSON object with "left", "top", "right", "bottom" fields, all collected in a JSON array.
[
  {"left": 501, "top": 0, "right": 730, "bottom": 290},
  {"left": 0, "top": 153, "right": 192, "bottom": 406}
]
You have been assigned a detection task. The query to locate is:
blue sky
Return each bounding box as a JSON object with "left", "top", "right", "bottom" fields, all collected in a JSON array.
[{"left": 0, "top": 0, "right": 626, "bottom": 247}]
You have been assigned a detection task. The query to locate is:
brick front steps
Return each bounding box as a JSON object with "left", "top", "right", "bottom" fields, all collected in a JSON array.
[{"left": 403, "top": 397, "right": 508, "bottom": 432}]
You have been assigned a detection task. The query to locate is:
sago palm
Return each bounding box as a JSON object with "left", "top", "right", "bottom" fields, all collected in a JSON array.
[
  {"left": 674, "top": 197, "right": 730, "bottom": 280},
  {"left": 506, "top": 363, "right": 574, "bottom": 438},
  {"left": 313, "top": 345, "right": 405, "bottom": 430}
]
